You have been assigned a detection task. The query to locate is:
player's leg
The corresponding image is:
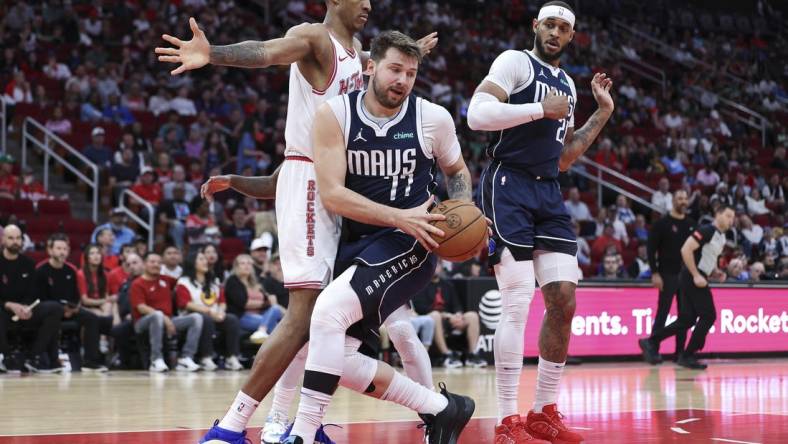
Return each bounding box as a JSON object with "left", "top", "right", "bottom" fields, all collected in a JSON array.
[
  {"left": 385, "top": 305, "right": 434, "bottom": 389},
  {"left": 261, "top": 344, "right": 308, "bottom": 444}
]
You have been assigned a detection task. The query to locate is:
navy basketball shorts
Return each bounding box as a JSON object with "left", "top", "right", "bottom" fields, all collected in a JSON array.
[
  {"left": 334, "top": 229, "right": 438, "bottom": 354},
  {"left": 478, "top": 162, "right": 577, "bottom": 265}
]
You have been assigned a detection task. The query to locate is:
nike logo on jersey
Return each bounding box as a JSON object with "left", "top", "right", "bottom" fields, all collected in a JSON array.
[
  {"left": 353, "top": 129, "right": 367, "bottom": 143},
  {"left": 339, "top": 55, "right": 349, "bottom": 62}
]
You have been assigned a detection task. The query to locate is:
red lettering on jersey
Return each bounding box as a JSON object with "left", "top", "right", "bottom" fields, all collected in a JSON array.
[
  {"left": 339, "top": 79, "right": 348, "bottom": 95},
  {"left": 305, "top": 180, "right": 317, "bottom": 257}
]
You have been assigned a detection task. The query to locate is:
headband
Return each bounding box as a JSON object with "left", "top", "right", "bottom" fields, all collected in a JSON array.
[{"left": 538, "top": 5, "right": 575, "bottom": 29}]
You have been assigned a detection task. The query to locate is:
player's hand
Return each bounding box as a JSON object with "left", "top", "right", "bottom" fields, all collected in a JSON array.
[
  {"left": 651, "top": 273, "right": 663, "bottom": 291},
  {"left": 416, "top": 32, "right": 438, "bottom": 56},
  {"left": 201, "top": 175, "right": 231, "bottom": 202},
  {"left": 541, "top": 89, "right": 570, "bottom": 120},
  {"left": 590, "top": 72, "right": 614, "bottom": 114},
  {"left": 155, "top": 17, "right": 211, "bottom": 75},
  {"left": 163, "top": 316, "right": 176, "bottom": 336},
  {"left": 692, "top": 274, "right": 708, "bottom": 288},
  {"left": 394, "top": 196, "right": 446, "bottom": 251}
]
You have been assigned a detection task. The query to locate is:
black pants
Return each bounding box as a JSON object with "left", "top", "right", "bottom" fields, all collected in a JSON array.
[
  {"left": 68, "top": 308, "right": 113, "bottom": 364},
  {"left": 651, "top": 270, "right": 717, "bottom": 356},
  {"left": 198, "top": 313, "right": 240, "bottom": 357},
  {"left": 650, "top": 273, "right": 687, "bottom": 355},
  {"left": 0, "top": 301, "right": 64, "bottom": 357}
]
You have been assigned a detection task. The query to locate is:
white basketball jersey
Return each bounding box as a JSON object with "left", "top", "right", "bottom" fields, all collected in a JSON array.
[{"left": 284, "top": 32, "right": 365, "bottom": 159}]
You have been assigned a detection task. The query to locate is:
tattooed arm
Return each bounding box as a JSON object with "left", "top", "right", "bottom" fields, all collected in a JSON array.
[
  {"left": 445, "top": 165, "right": 473, "bottom": 202},
  {"left": 156, "top": 19, "right": 320, "bottom": 74},
  {"left": 558, "top": 73, "right": 615, "bottom": 171}
]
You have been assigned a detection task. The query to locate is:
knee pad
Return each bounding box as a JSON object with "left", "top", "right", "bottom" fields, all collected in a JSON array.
[
  {"left": 386, "top": 319, "right": 421, "bottom": 360},
  {"left": 339, "top": 337, "right": 378, "bottom": 393},
  {"left": 533, "top": 250, "right": 580, "bottom": 286}
]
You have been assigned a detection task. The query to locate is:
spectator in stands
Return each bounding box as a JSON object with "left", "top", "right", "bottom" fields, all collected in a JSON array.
[
  {"left": 574, "top": 222, "right": 591, "bottom": 267},
  {"left": 107, "top": 246, "right": 135, "bottom": 299},
  {"left": 663, "top": 108, "right": 684, "bottom": 130},
  {"left": 412, "top": 267, "right": 486, "bottom": 368},
  {"left": 170, "top": 87, "right": 197, "bottom": 116},
  {"left": 614, "top": 195, "right": 636, "bottom": 225},
  {"left": 740, "top": 215, "right": 764, "bottom": 258},
  {"left": 762, "top": 174, "right": 785, "bottom": 208},
  {"left": 186, "top": 197, "right": 219, "bottom": 247},
  {"left": 184, "top": 126, "right": 205, "bottom": 160},
  {"left": 109, "top": 146, "right": 140, "bottom": 205},
  {"left": 224, "top": 207, "right": 255, "bottom": 248},
  {"left": 711, "top": 182, "right": 734, "bottom": 208},
  {"left": 564, "top": 187, "right": 592, "bottom": 222},
  {"left": 3, "top": 71, "right": 33, "bottom": 120},
  {"left": 594, "top": 138, "right": 623, "bottom": 170},
  {"left": 33, "top": 233, "right": 107, "bottom": 371},
  {"left": 78, "top": 244, "right": 117, "bottom": 327},
  {"left": 759, "top": 228, "right": 779, "bottom": 259},
  {"left": 695, "top": 164, "right": 720, "bottom": 188},
  {"left": 93, "top": 229, "right": 120, "bottom": 270},
  {"left": 188, "top": 158, "right": 205, "bottom": 188},
  {"left": 261, "top": 252, "right": 288, "bottom": 309},
  {"left": 130, "top": 167, "right": 163, "bottom": 206},
  {"left": 628, "top": 244, "right": 651, "bottom": 279},
  {"left": 122, "top": 82, "right": 146, "bottom": 112},
  {"left": 114, "top": 133, "right": 144, "bottom": 167},
  {"left": 203, "top": 130, "right": 230, "bottom": 173},
  {"left": 0, "top": 154, "right": 18, "bottom": 199},
  {"left": 158, "top": 184, "right": 190, "bottom": 250},
  {"left": 130, "top": 252, "right": 202, "bottom": 373},
  {"left": 83, "top": 127, "right": 112, "bottom": 171},
  {"left": 633, "top": 214, "right": 649, "bottom": 243},
  {"left": 163, "top": 165, "right": 198, "bottom": 202},
  {"left": 726, "top": 258, "right": 749, "bottom": 281},
  {"left": 225, "top": 254, "right": 284, "bottom": 344},
  {"left": 249, "top": 234, "right": 274, "bottom": 280},
  {"left": 45, "top": 104, "right": 72, "bottom": 136},
  {"left": 160, "top": 245, "right": 183, "bottom": 279},
  {"left": 158, "top": 111, "right": 185, "bottom": 144},
  {"left": 202, "top": 243, "right": 225, "bottom": 281},
  {"left": 746, "top": 188, "right": 770, "bottom": 216},
  {"left": 43, "top": 53, "right": 71, "bottom": 80},
  {"left": 148, "top": 88, "right": 172, "bottom": 116},
  {"left": 176, "top": 250, "right": 242, "bottom": 371},
  {"left": 731, "top": 173, "right": 752, "bottom": 198},
  {"left": 18, "top": 166, "right": 52, "bottom": 202},
  {"left": 592, "top": 223, "right": 624, "bottom": 262},
  {"left": 80, "top": 92, "right": 105, "bottom": 122},
  {"left": 771, "top": 147, "right": 787, "bottom": 171},
  {"left": 607, "top": 204, "right": 630, "bottom": 245},
  {"left": 732, "top": 187, "right": 748, "bottom": 214},
  {"left": 91, "top": 208, "right": 135, "bottom": 256},
  {"left": 0, "top": 225, "right": 63, "bottom": 373},
  {"left": 598, "top": 253, "right": 626, "bottom": 279},
  {"left": 133, "top": 237, "right": 149, "bottom": 259},
  {"left": 749, "top": 262, "right": 766, "bottom": 282},
  {"left": 628, "top": 144, "right": 650, "bottom": 171},
  {"left": 652, "top": 178, "right": 673, "bottom": 213}
]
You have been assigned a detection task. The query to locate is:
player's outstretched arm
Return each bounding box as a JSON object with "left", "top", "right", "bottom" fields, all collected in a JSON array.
[
  {"left": 558, "top": 72, "right": 614, "bottom": 171},
  {"left": 357, "top": 32, "right": 438, "bottom": 69},
  {"left": 156, "top": 18, "right": 319, "bottom": 74},
  {"left": 312, "top": 104, "right": 445, "bottom": 250},
  {"left": 201, "top": 164, "right": 281, "bottom": 202}
]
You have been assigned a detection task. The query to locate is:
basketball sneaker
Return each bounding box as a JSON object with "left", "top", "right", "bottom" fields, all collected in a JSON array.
[
  {"left": 418, "top": 383, "right": 475, "bottom": 444},
  {"left": 524, "top": 404, "right": 584, "bottom": 443},
  {"left": 279, "top": 423, "right": 336, "bottom": 444},
  {"left": 149, "top": 358, "right": 169, "bottom": 373},
  {"left": 24, "top": 355, "right": 62, "bottom": 374},
  {"left": 199, "top": 419, "right": 251, "bottom": 444},
  {"left": 176, "top": 356, "right": 200, "bottom": 372},
  {"left": 495, "top": 415, "right": 550, "bottom": 443},
  {"left": 637, "top": 338, "right": 661, "bottom": 365},
  {"left": 261, "top": 412, "right": 290, "bottom": 444},
  {"left": 225, "top": 356, "right": 244, "bottom": 371},
  {"left": 441, "top": 352, "right": 464, "bottom": 369},
  {"left": 201, "top": 357, "right": 218, "bottom": 372},
  {"left": 676, "top": 353, "right": 707, "bottom": 370},
  {"left": 466, "top": 353, "right": 488, "bottom": 368},
  {"left": 0, "top": 354, "right": 6, "bottom": 373}
]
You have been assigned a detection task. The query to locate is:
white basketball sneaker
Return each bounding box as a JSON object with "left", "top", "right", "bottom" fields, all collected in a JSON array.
[
  {"left": 149, "top": 358, "right": 169, "bottom": 373},
  {"left": 176, "top": 357, "right": 200, "bottom": 372},
  {"left": 261, "top": 411, "right": 291, "bottom": 444}
]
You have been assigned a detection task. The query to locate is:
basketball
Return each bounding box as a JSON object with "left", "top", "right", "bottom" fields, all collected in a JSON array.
[{"left": 429, "top": 199, "right": 488, "bottom": 262}]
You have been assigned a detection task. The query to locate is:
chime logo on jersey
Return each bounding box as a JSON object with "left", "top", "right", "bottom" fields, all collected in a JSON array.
[{"left": 347, "top": 148, "right": 417, "bottom": 177}]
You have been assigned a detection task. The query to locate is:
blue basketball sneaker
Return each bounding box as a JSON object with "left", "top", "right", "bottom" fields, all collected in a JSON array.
[
  {"left": 280, "top": 422, "right": 337, "bottom": 444},
  {"left": 199, "top": 420, "right": 251, "bottom": 444}
]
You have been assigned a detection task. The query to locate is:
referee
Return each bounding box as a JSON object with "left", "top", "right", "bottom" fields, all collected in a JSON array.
[
  {"left": 639, "top": 205, "right": 735, "bottom": 370},
  {"left": 644, "top": 189, "right": 695, "bottom": 363}
]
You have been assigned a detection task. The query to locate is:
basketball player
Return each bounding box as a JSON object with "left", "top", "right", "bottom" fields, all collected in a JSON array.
[
  {"left": 156, "top": 3, "right": 438, "bottom": 443},
  {"left": 283, "top": 30, "right": 477, "bottom": 444},
  {"left": 466, "top": 2, "right": 614, "bottom": 443}
]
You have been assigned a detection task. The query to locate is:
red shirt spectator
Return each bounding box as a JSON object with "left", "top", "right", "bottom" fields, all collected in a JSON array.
[
  {"left": 107, "top": 266, "right": 130, "bottom": 295},
  {"left": 591, "top": 224, "right": 625, "bottom": 262},
  {"left": 130, "top": 274, "right": 176, "bottom": 321},
  {"left": 130, "top": 167, "right": 163, "bottom": 205}
]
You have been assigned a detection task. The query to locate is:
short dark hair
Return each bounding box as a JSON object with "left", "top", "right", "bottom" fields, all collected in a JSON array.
[
  {"left": 715, "top": 204, "right": 735, "bottom": 214},
  {"left": 370, "top": 30, "right": 422, "bottom": 64},
  {"left": 47, "top": 232, "right": 69, "bottom": 248},
  {"left": 143, "top": 251, "right": 160, "bottom": 262},
  {"left": 542, "top": 1, "right": 575, "bottom": 14}
]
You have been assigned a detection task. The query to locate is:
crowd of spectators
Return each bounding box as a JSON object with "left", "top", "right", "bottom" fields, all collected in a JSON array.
[{"left": 0, "top": 0, "right": 786, "bottom": 372}]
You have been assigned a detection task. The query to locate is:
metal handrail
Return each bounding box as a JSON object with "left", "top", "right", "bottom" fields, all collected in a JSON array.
[
  {"left": 21, "top": 117, "right": 99, "bottom": 222},
  {"left": 119, "top": 189, "right": 155, "bottom": 252},
  {"left": 0, "top": 99, "right": 6, "bottom": 153},
  {"left": 686, "top": 85, "right": 768, "bottom": 147},
  {"left": 602, "top": 44, "right": 666, "bottom": 94},
  {"left": 569, "top": 164, "right": 665, "bottom": 215},
  {"left": 577, "top": 156, "right": 658, "bottom": 196}
]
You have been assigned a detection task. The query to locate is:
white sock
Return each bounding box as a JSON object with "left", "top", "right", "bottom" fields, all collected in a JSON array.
[
  {"left": 290, "top": 387, "right": 332, "bottom": 441},
  {"left": 381, "top": 370, "right": 448, "bottom": 415},
  {"left": 533, "top": 357, "right": 565, "bottom": 412},
  {"left": 493, "top": 250, "right": 535, "bottom": 422},
  {"left": 385, "top": 308, "right": 435, "bottom": 390},
  {"left": 268, "top": 344, "right": 308, "bottom": 419},
  {"left": 218, "top": 390, "right": 259, "bottom": 432}
]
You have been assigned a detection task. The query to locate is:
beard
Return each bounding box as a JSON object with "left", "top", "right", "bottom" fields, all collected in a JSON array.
[
  {"left": 535, "top": 33, "right": 565, "bottom": 62},
  {"left": 371, "top": 75, "right": 408, "bottom": 109},
  {"left": 4, "top": 244, "right": 20, "bottom": 255}
]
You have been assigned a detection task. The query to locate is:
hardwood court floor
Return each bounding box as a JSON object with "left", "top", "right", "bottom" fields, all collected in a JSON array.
[{"left": 1, "top": 359, "right": 786, "bottom": 443}]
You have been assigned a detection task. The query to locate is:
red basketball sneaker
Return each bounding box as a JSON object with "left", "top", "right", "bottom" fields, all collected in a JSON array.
[
  {"left": 524, "top": 404, "right": 584, "bottom": 443},
  {"left": 495, "top": 414, "right": 551, "bottom": 443}
]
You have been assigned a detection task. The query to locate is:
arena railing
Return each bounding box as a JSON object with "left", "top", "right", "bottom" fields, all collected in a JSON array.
[
  {"left": 601, "top": 44, "right": 666, "bottom": 95},
  {"left": 687, "top": 85, "right": 769, "bottom": 148},
  {"left": 21, "top": 117, "right": 99, "bottom": 222},
  {"left": 571, "top": 156, "right": 665, "bottom": 214},
  {"left": 119, "top": 189, "right": 155, "bottom": 252}
]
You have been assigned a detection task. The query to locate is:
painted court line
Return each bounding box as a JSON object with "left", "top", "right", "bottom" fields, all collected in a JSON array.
[
  {"left": 670, "top": 427, "right": 690, "bottom": 434},
  {"left": 675, "top": 418, "right": 700, "bottom": 424},
  {"left": 711, "top": 438, "right": 761, "bottom": 444}
]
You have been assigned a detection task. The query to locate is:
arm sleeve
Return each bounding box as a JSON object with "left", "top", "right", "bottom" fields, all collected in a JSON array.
[
  {"left": 482, "top": 50, "right": 532, "bottom": 95},
  {"left": 421, "top": 101, "right": 462, "bottom": 169}
]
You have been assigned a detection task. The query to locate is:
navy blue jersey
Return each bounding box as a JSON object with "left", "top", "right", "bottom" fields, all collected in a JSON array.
[
  {"left": 486, "top": 51, "right": 576, "bottom": 179},
  {"left": 340, "top": 90, "right": 437, "bottom": 241}
]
